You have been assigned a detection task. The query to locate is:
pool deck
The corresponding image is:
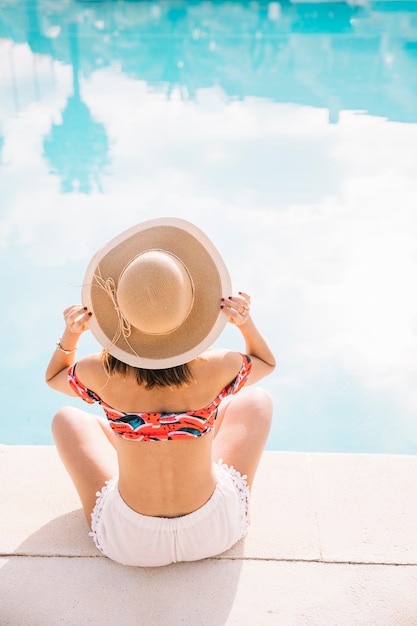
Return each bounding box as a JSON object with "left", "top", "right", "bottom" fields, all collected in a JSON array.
[{"left": 1, "top": 446, "right": 417, "bottom": 625}]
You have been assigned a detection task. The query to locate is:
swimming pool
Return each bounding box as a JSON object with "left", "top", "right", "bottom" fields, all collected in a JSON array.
[{"left": 1, "top": 0, "right": 417, "bottom": 452}]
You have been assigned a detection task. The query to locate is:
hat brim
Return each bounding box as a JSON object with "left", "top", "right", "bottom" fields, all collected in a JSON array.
[{"left": 82, "top": 218, "right": 231, "bottom": 369}]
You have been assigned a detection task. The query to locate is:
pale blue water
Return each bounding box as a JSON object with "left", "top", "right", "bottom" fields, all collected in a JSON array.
[{"left": 1, "top": 0, "right": 417, "bottom": 452}]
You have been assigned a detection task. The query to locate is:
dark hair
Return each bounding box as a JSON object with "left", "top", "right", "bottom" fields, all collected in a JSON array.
[{"left": 101, "top": 351, "right": 194, "bottom": 389}]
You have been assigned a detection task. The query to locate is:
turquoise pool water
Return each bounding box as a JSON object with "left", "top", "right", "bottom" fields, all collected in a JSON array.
[{"left": 1, "top": 0, "right": 417, "bottom": 452}]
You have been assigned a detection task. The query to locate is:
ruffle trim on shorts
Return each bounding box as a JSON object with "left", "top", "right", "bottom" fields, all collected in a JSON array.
[
  {"left": 216, "top": 459, "right": 251, "bottom": 539},
  {"left": 89, "top": 477, "right": 117, "bottom": 554}
]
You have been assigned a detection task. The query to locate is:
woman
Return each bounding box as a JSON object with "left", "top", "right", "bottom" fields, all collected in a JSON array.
[{"left": 46, "top": 217, "right": 275, "bottom": 567}]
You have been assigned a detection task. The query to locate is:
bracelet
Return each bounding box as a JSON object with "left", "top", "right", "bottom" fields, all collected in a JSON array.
[{"left": 56, "top": 339, "right": 78, "bottom": 355}]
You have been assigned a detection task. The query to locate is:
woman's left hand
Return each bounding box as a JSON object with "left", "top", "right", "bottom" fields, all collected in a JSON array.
[{"left": 63, "top": 304, "right": 92, "bottom": 335}]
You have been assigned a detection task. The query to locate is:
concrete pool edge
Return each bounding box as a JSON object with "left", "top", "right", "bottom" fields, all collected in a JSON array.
[{"left": 1, "top": 446, "right": 417, "bottom": 623}]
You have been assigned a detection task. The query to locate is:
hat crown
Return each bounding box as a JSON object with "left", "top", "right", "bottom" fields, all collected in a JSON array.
[{"left": 116, "top": 250, "right": 194, "bottom": 336}]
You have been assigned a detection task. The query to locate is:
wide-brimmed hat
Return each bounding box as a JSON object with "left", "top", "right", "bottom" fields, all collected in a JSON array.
[{"left": 82, "top": 217, "right": 231, "bottom": 369}]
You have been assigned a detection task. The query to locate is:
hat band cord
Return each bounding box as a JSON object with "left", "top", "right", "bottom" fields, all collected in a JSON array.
[{"left": 93, "top": 270, "right": 143, "bottom": 361}]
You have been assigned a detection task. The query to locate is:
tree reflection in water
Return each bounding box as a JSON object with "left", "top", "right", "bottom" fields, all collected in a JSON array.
[{"left": 43, "top": 21, "right": 110, "bottom": 193}]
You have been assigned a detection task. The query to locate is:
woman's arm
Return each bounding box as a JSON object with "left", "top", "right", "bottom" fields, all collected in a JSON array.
[
  {"left": 221, "top": 292, "right": 276, "bottom": 385},
  {"left": 45, "top": 305, "right": 92, "bottom": 396}
]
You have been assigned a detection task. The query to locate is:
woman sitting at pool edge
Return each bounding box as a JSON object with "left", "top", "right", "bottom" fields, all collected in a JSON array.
[{"left": 45, "top": 217, "right": 276, "bottom": 567}]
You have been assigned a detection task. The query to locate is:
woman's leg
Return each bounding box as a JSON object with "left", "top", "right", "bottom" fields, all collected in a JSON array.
[
  {"left": 52, "top": 406, "right": 118, "bottom": 523},
  {"left": 212, "top": 387, "right": 273, "bottom": 489}
]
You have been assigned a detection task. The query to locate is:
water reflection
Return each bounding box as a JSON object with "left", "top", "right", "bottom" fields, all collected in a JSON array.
[
  {"left": 1, "top": 0, "right": 417, "bottom": 120},
  {"left": 43, "top": 22, "right": 110, "bottom": 193},
  {"left": 0, "top": 0, "right": 417, "bottom": 452}
]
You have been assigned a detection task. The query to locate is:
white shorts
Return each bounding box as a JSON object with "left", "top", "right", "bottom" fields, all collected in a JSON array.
[{"left": 90, "top": 460, "right": 250, "bottom": 567}]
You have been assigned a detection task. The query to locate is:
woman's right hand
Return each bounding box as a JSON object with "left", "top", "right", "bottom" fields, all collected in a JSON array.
[
  {"left": 221, "top": 292, "right": 251, "bottom": 327},
  {"left": 221, "top": 292, "right": 276, "bottom": 385}
]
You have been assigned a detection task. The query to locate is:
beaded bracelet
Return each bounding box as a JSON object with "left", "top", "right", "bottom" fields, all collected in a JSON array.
[{"left": 56, "top": 340, "right": 78, "bottom": 355}]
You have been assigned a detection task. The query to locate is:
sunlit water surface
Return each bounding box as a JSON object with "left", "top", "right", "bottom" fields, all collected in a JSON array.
[{"left": 1, "top": 0, "right": 417, "bottom": 452}]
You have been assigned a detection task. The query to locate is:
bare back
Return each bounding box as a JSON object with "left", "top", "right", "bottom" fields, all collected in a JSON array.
[{"left": 73, "top": 350, "right": 247, "bottom": 516}]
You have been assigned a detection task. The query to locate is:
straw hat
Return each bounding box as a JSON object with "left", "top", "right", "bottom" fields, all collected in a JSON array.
[{"left": 82, "top": 217, "right": 231, "bottom": 369}]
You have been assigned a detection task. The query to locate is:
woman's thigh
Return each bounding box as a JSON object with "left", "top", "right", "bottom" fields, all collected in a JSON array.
[
  {"left": 52, "top": 406, "right": 118, "bottom": 523},
  {"left": 212, "top": 387, "right": 273, "bottom": 489}
]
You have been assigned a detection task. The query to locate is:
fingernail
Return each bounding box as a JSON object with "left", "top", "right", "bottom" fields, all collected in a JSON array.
[
  {"left": 83, "top": 307, "right": 87, "bottom": 311},
  {"left": 88, "top": 312, "right": 92, "bottom": 316}
]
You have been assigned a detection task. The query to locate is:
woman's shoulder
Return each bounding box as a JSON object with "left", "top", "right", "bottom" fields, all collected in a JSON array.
[
  {"left": 72, "top": 353, "right": 107, "bottom": 387},
  {"left": 190, "top": 350, "right": 250, "bottom": 400},
  {"left": 194, "top": 349, "right": 247, "bottom": 379}
]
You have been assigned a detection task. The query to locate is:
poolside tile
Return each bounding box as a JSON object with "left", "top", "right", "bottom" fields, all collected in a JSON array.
[
  {"left": 223, "top": 451, "right": 321, "bottom": 561},
  {"left": 309, "top": 453, "right": 417, "bottom": 564},
  {"left": 2, "top": 557, "right": 417, "bottom": 625},
  {"left": 1, "top": 446, "right": 319, "bottom": 561},
  {"left": 4, "top": 446, "right": 416, "bottom": 567},
  {"left": 0, "top": 445, "right": 95, "bottom": 556}
]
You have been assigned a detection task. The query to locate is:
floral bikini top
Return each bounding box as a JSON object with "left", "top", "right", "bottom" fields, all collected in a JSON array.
[{"left": 68, "top": 354, "right": 252, "bottom": 442}]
